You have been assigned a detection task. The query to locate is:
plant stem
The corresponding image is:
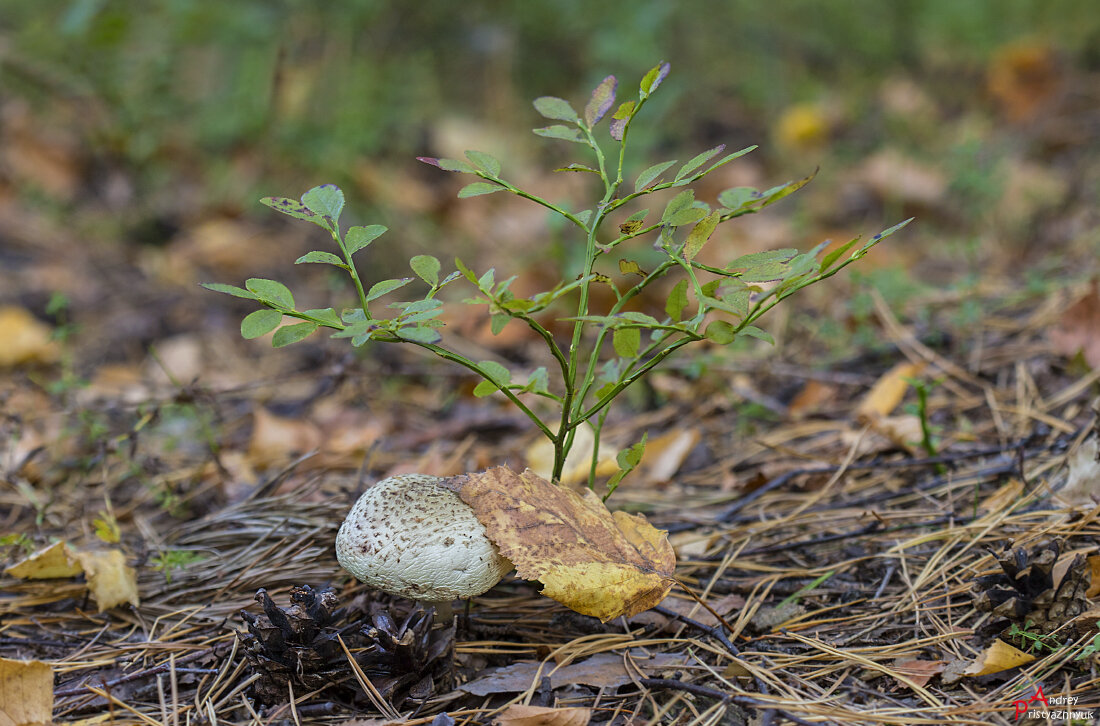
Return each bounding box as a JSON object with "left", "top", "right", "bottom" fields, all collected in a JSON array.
[{"left": 332, "top": 228, "right": 371, "bottom": 319}]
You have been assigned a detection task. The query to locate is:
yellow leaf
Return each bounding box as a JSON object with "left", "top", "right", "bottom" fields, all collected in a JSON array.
[
  {"left": 447, "top": 467, "right": 675, "bottom": 621},
  {"left": 0, "top": 306, "right": 59, "bottom": 368},
  {"left": 775, "top": 103, "right": 829, "bottom": 151},
  {"left": 77, "top": 550, "right": 140, "bottom": 612},
  {"left": 0, "top": 657, "right": 53, "bottom": 726},
  {"left": 494, "top": 704, "right": 591, "bottom": 726},
  {"left": 4, "top": 541, "right": 82, "bottom": 579},
  {"left": 855, "top": 361, "right": 925, "bottom": 421},
  {"left": 963, "top": 639, "right": 1035, "bottom": 676}
]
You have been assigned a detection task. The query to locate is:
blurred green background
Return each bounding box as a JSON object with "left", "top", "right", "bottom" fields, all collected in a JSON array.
[
  {"left": 3, "top": 0, "right": 1096, "bottom": 214},
  {"left": 2, "top": 0, "right": 1098, "bottom": 371}
]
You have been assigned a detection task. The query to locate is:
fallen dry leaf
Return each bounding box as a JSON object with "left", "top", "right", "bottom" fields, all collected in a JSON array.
[
  {"left": 987, "top": 41, "right": 1060, "bottom": 122},
  {"left": 0, "top": 657, "right": 53, "bottom": 726},
  {"left": 891, "top": 659, "right": 946, "bottom": 689},
  {"left": 525, "top": 425, "right": 618, "bottom": 485},
  {"left": 0, "top": 306, "right": 60, "bottom": 367},
  {"left": 855, "top": 361, "right": 925, "bottom": 421},
  {"left": 493, "top": 705, "right": 590, "bottom": 726},
  {"left": 638, "top": 428, "right": 700, "bottom": 485},
  {"left": 857, "top": 150, "right": 946, "bottom": 208},
  {"left": 77, "top": 550, "right": 140, "bottom": 612},
  {"left": 1088, "top": 556, "right": 1100, "bottom": 599},
  {"left": 447, "top": 466, "right": 675, "bottom": 621},
  {"left": 248, "top": 408, "right": 324, "bottom": 469},
  {"left": 1054, "top": 434, "right": 1100, "bottom": 508},
  {"left": 1051, "top": 283, "right": 1100, "bottom": 369},
  {"left": 787, "top": 379, "right": 836, "bottom": 419},
  {"left": 963, "top": 639, "right": 1035, "bottom": 676},
  {"left": 4, "top": 541, "right": 82, "bottom": 579}
]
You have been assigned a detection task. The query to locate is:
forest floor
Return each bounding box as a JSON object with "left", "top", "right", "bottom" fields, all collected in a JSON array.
[{"left": 3, "top": 43, "right": 1100, "bottom": 726}]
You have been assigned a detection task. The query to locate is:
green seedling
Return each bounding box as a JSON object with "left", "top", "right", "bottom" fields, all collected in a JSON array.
[
  {"left": 206, "top": 62, "right": 910, "bottom": 491},
  {"left": 150, "top": 550, "right": 204, "bottom": 583}
]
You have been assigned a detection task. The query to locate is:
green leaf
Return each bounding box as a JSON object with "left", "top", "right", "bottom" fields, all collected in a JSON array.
[
  {"left": 397, "top": 299, "right": 443, "bottom": 323},
  {"left": 739, "top": 325, "right": 775, "bottom": 345},
  {"left": 717, "top": 187, "right": 760, "bottom": 211},
  {"left": 613, "top": 327, "right": 641, "bottom": 358},
  {"left": 331, "top": 321, "right": 368, "bottom": 339},
  {"left": 820, "top": 237, "right": 861, "bottom": 271},
  {"left": 295, "top": 251, "right": 346, "bottom": 266},
  {"left": 437, "top": 157, "right": 477, "bottom": 173},
  {"left": 625, "top": 209, "right": 649, "bottom": 223},
  {"left": 635, "top": 160, "right": 677, "bottom": 192},
  {"left": 661, "top": 189, "right": 695, "bottom": 224},
  {"left": 259, "top": 197, "right": 327, "bottom": 229},
  {"left": 740, "top": 262, "right": 791, "bottom": 282},
  {"left": 619, "top": 311, "right": 660, "bottom": 325},
  {"left": 640, "top": 61, "right": 670, "bottom": 98},
  {"left": 618, "top": 259, "right": 645, "bottom": 277},
  {"left": 345, "top": 225, "right": 387, "bottom": 255},
  {"left": 533, "top": 125, "right": 586, "bottom": 143},
  {"left": 458, "top": 181, "right": 504, "bottom": 198},
  {"left": 341, "top": 308, "right": 367, "bottom": 324},
  {"left": 398, "top": 327, "right": 442, "bottom": 344},
  {"left": 417, "top": 156, "right": 475, "bottom": 173},
  {"left": 490, "top": 313, "right": 509, "bottom": 335},
  {"left": 613, "top": 100, "right": 635, "bottom": 120},
  {"left": 272, "top": 322, "right": 318, "bottom": 347},
  {"left": 666, "top": 279, "right": 688, "bottom": 321},
  {"left": 523, "top": 367, "right": 549, "bottom": 394},
  {"left": 617, "top": 433, "right": 648, "bottom": 469},
  {"left": 728, "top": 249, "right": 799, "bottom": 269},
  {"left": 704, "top": 320, "right": 737, "bottom": 344},
  {"left": 701, "top": 146, "right": 757, "bottom": 176},
  {"left": 478, "top": 360, "right": 511, "bottom": 385},
  {"left": 410, "top": 255, "right": 440, "bottom": 285},
  {"left": 302, "top": 307, "right": 343, "bottom": 327},
  {"left": 760, "top": 171, "right": 816, "bottom": 208},
  {"left": 666, "top": 206, "right": 708, "bottom": 227},
  {"left": 301, "top": 184, "right": 344, "bottom": 225},
  {"left": 465, "top": 150, "right": 501, "bottom": 177},
  {"left": 245, "top": 278, "right": 294, "bottom": 309},
  {"left": 862, "top": 218, "right": 914, "bottom": 252},
  {"left": 606, "top": 432, "right": 648, "bottom": 498},
  {"left": 365, "top": 278, "right": 413, "bottom": 302},
  {"left": 684, "top": 209, "right": 722, "bottom": 261},
  {"left": 200, "top": 282, "right": 259, "bottom": 300},
  {"left": 585, "top": 75, "right": 617, "bottom": 126},
  {"left": 533, "top": 96, "right": 580, "bottom": 122},
  {"left": 610, "top": 100, "right": 635, "bottom": 141},
  {"left": 555, "top": 163, "right": 600, "bottom": 174},
  {"left": 455, "top": 257, "right": 478, "bottom": 284},
  {"left": 472, "top": 380, "right": 498, "bottom": 397},
  {"left": 675, "top": 144, "right": 725, "bottom": 181},
  {"left": 241, "top": 309, "right": 282, "bottom": 339},
  {"left": 478, "top": 267, "right": 495, "bottom": 291}
]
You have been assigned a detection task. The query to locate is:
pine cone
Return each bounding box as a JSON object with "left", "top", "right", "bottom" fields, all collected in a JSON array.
[
  {"left": 238, "top": 586, "right": 454, "bottom": 708},
  {"left": 972, "top": 540, "right": 1091, "bottom": 634}
]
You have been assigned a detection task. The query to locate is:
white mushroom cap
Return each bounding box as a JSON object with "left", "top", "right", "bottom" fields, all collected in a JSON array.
[{"left": 335, "top": 474, "right": 511, "bottom": 601}]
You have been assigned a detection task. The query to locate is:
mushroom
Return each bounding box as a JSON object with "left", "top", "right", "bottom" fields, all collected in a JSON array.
[{"left": 335, "top": 474, "right": 511, "bottom": 616}]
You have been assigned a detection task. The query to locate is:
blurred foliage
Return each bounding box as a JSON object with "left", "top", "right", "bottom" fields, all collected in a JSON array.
[{"left": 2, "top": 0, "right": 1096, "bottom": 212}]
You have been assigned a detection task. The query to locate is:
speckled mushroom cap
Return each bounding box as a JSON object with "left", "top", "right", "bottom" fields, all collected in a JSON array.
[{"left": 335, "top": 474, "right": 511, "bottom": 601}]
